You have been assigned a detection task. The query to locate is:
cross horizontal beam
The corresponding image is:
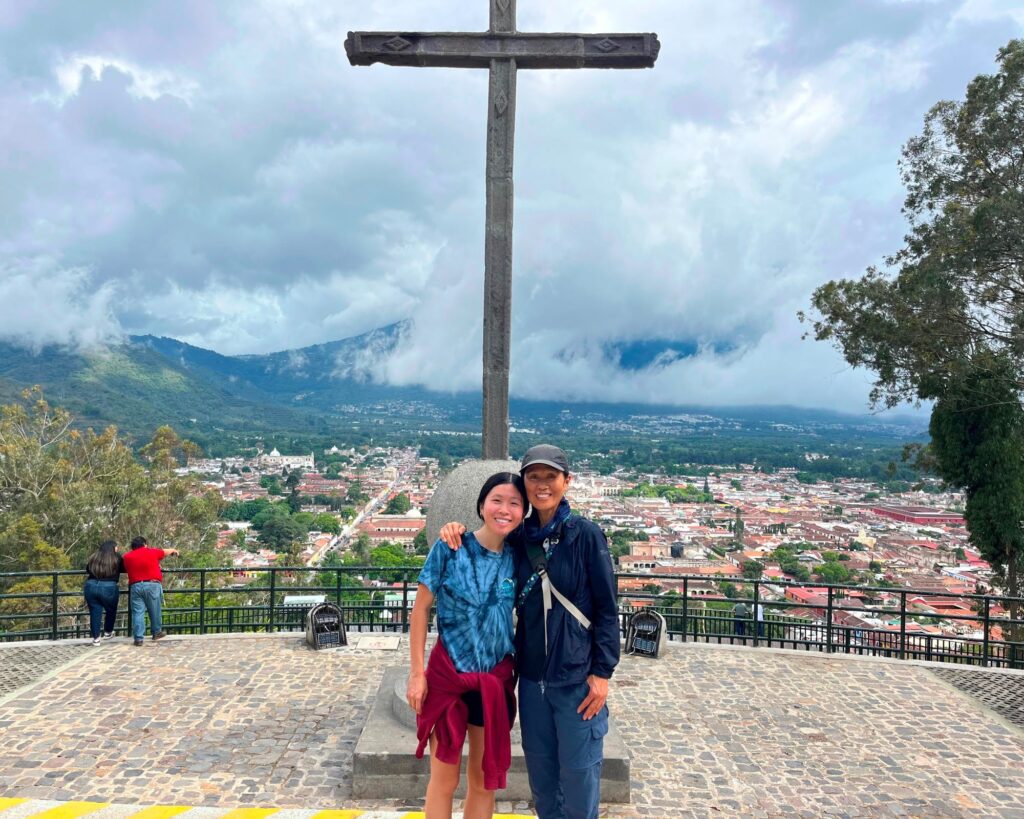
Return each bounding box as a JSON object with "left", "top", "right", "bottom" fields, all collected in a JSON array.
[{"left": 345, "top": 32, "right": 660, "bottom": 69}]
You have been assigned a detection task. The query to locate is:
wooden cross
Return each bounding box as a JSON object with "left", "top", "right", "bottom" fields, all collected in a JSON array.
[{"left": 346, "top": 1, "right": 660, "bottom": 459}]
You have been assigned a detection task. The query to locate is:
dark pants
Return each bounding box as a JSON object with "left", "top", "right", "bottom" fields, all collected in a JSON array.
[
  {"left": 519, "top": 678, "right": 608, "bottom": 819},
  {"left": 734, "top": 618, "right": 747, "bottom": 636},
  {"left": 83, "top": 579, "right": 119, "bottom": 639}
]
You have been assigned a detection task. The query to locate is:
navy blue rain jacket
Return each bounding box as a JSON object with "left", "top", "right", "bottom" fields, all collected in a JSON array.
[{"left": 514, "top": 515, "right": 620, "bottom": 686}]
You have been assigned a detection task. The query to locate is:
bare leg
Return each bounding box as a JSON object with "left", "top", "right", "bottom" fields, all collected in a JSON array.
[
  {"left": 425, "top": 733, "right": 461, "bottom": 819},
  {"left": 463, "top": 724, "right": 496, "bottom": 819}
]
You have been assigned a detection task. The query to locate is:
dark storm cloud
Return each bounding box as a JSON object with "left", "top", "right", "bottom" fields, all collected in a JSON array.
[{"left": 0, "top": 0, "right": 1021, "bottom": 409}]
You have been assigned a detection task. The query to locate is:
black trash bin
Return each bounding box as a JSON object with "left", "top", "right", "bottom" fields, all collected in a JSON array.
[
  {"left": 625, "top": 609, "right": 666, "bottom": 658},
  {"left": 305, "top": 601, "right": 347, "bottom": 650}
]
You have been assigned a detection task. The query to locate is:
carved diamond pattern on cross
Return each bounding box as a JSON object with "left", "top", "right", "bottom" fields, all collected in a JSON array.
[
  {"left": 494, "top": 90, "right": 508, "bottom": 116},
  {"left": 595, "top": 38, "right": 621, "bottom": 53},
  {"left": 383, "top": 36, "right": 412, "bottom": 52}
]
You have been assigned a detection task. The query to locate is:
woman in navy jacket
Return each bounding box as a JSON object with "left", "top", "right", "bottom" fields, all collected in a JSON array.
[{"left": 442, "top": 444, "right": 619, "bottom": 819}]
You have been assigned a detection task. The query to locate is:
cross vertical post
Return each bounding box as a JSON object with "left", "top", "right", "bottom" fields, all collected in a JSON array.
[{"left": 482, "top": 0, "right": 516, "bottom": 459}]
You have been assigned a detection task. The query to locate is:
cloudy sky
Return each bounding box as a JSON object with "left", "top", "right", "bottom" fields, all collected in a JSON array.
[{"left": 1, "top": 1, "right": 1021, "bottom": 411}]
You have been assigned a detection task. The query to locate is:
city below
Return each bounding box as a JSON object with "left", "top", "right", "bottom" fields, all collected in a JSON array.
[{"left": 182, "top": 443, "right": 993, "bottom": 648}]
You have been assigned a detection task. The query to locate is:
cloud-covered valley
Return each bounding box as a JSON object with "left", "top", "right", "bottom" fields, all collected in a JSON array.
[{"left": 1, "top": 0, "right": 1020, "bottom": 411}]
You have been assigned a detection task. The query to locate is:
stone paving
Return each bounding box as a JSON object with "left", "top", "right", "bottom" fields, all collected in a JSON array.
[{"left": 1, "top": 635, "right": 1023, "bottom": 818}]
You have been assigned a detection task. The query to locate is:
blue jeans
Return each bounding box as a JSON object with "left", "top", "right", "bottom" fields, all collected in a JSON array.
[
  {"left": 519, "top": 678, "right": 608, "bottom": 819},
  {"left": 83, "top": 579, "right": 119, "bottom": 639},
  {"left": 130, "top": 582, "right": 163, "bottom": 639}
]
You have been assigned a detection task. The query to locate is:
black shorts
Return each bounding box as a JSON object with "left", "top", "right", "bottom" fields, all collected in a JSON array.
[{"left": 461, "top": 690, "right": 517, "bottom": 727}]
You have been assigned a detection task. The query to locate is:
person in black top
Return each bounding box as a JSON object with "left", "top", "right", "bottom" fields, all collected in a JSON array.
[{"left": 83, "top": 540, "right": 124, "bottom": 645}]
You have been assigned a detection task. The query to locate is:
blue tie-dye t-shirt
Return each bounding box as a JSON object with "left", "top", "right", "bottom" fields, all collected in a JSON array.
[{"left": 417, "top": 532, "right": 516, "bottom": 673}]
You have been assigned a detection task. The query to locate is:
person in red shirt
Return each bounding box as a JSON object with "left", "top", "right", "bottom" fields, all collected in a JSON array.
[{"left": 122, "top": 535, "right": 179, "bottom": 646}]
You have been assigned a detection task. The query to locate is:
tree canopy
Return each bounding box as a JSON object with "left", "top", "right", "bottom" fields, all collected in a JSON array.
[
  {"left": 805, "top": 40, "right": 1024, "bottom": 407},
  {"left": 804, "top": 40, "right": 1024, "bottom": 604},
  {"left": 0, "top": 390, "right": 222, "bottom": 572},
  {"left": 0, "top": 391, "right": 223, "bottom": 628},
  {"left": 929, "top": 355, "right": 1024, "bottom": 607},
  {"left": 258, "top": 516, "right": 307, "bottom": 551},
  {"left": 385, "top": 492, "right": 412, "bottom": 514}
]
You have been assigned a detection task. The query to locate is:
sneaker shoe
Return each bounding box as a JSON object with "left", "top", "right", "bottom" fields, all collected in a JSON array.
[
  {"left": 152, "top": 630, "right": 168, "bottom": 641},
  {"left": 91, "top": 637, "right": 102, "bottom": 646},
  {"left": 134, "top": 638, "right": 145, "bottom": 646},
  {"left": 102, "top": 631, "right": 114, "bottom": 640}
]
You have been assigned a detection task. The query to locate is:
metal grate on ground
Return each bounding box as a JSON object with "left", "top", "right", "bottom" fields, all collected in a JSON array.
[
  {"left": 0, "top": 645, "right": 92, "bottom": 699},
  {"left": 930, "top": 666, "right": 1024, "bottom": 730}
]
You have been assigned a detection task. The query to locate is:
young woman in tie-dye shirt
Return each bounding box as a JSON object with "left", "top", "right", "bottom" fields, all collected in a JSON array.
[{"left": 407, "top": 472, "right": 525, "bottom": 819}]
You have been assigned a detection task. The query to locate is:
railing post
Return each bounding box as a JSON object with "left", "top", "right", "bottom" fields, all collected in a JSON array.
[
  {"left": 752, "top": 582, "right": 760, "bottom": 648},
  {"left": 982, "top": 596, "right": 991, "bottom": 668},
  {"left": 825, "top": 586, "right": 834, "bottom": 654},
  {"left": 229, "top": 606, "right": 235, "bottom": 633},
  {"left": 681, "top": 578, "right": 689, "bottom": 643},
  {"left": 268, "top": 568, "right": 276, "bottom": 633},
  {"left": 402, "top": 573, "right": 409, "bottom": 633},
  {"left": 899, "top": 591, "right": 907, "bottom": 660},
  {"left": 51, "top": 573, "right": 59, "bottom": 641},
  {"left": 335, "top": 569, "right": 342, "bottom": 606},
  {"left": 199, "top": 570, "right": 207, "bottom": 635}
]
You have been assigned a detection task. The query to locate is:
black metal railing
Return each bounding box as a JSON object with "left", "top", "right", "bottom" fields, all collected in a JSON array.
[
  {"left": 615, "top": 573, "right": 1024, "bottom": 669},
  {"left": 1, "top": 567, "right": 1021, "bottom": 669}
]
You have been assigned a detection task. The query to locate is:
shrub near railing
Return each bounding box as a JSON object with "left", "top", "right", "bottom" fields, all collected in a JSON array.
[{"left": 1, "top": 566, "right": 1022, "bottom": 669}]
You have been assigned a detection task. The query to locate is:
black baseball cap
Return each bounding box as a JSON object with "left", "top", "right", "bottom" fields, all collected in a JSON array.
[{"left": 520, "top": 444, "right": 570, "bottom": 473}]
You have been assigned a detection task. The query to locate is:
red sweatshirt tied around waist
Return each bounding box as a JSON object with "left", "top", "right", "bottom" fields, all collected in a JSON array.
[{"left": 414, "top": 640, "right": 516, "bottom": 791}]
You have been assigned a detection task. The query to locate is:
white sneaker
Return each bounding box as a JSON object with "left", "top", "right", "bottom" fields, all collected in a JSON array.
[
  {"left": 91, "top": 637, "right": 102, "bottom": 646},
  {"left": 102, "top": 632, "right": 114, "bottom": 640}
]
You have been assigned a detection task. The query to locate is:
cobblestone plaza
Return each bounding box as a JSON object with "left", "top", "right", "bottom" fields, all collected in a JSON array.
[{"left": 1, "top": 635, "right": 1022, "bottom": 818}]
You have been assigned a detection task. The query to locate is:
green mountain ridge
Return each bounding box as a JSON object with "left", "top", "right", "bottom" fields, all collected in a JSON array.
[
  {"left": 0, "top": 338, "right": 318, "bottom": 439},
  {"left": 0, "top": 328, "right": 928, "bottom": 451}
]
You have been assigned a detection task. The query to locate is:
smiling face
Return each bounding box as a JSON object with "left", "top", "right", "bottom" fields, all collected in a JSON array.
[
  {"left": 479, "top": 482, "right": 526, "bottom": 539},
  {"left": 522, "top": 465, "right": 571, "bottom": 520}
]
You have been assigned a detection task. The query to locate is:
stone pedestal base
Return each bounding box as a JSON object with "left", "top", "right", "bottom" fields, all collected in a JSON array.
[{"left": 352, "top": 666, "right": 631, "bottom": 802}]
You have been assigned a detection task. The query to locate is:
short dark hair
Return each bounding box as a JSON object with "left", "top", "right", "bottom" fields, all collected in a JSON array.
[
  {"left": 129, "top": 535, "right": 148, "bottom": 549},
  {"left": 476, "top": 472, "right": 526, "bottom": 520}
]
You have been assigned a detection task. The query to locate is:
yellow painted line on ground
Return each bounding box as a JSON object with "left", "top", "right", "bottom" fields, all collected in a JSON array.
[
  {"left": 125, "top": 807, "right": 193, "bottom": 819},
  {"left": 216, "top": 811, "right": 280, "bottom": 819},
  {"left": 27, "top": 803, "right": 110, "bottom": 819},
  {"left": 0, "top": 802, "right": 533, "bottom": 819}
]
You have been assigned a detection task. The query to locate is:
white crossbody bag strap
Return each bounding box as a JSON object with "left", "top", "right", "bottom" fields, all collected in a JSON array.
[{"left": 539, "top": 570, "right": 592, "bottom": 657}]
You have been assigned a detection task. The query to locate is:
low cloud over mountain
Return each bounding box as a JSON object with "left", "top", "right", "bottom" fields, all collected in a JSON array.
[{"left": 1, "top": 1, "right": 1020, "bottom": 411}]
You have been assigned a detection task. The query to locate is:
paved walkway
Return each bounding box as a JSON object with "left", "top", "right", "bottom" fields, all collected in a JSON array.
[{"left": 1, "top": 635, "right": 1023, "bottom": 817}]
